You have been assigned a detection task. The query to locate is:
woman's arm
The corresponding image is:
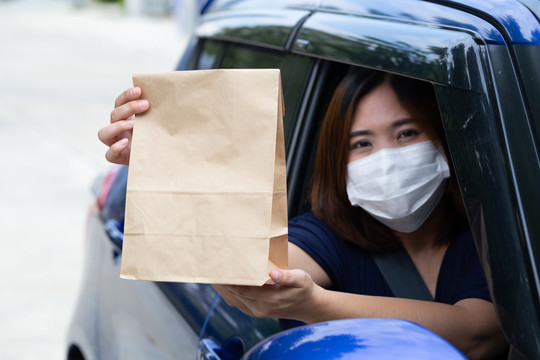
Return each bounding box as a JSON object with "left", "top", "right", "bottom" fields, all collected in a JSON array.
[
  {"left": 312, "top": 287, "right": 506, "bottom": 359},
  {"left": 288, "top": 243, "right": 331, "bottom": 287},
  {"left": 214, "top": 243, "right": 507, "bottom": 360}
]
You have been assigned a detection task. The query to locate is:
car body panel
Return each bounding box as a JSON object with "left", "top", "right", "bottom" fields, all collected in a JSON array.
[
  {"left": 196, "top": 7, "right": 311, "bottom": 50},
  {"left": 67, "top": 205, "right": 104, "bottom": 360},
  {"left": 429, "top": 0, "right": 540, "bottom": 44},
  {"left": 292, "top": 11, "right": 487, "bottom": 90},
  {"left": 97, "top": 222, "right": 199, "bottom": 360},
  {"left": 317, "top": 0, "right": 540, "bottom": 45},
  {"left": 157, "top": 282, "right": 282, "bottom": 351},
  {"left": 244, "top": 318, "right": 467, "bottom": 360}
]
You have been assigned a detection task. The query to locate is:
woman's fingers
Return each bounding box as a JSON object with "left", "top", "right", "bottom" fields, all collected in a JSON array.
[
  {"left": 98, "top": 117, "right": 134, "bottom": 147},
  {"left": 222, "top": 270, "right": 308, "bottom": 302},
  {"left": 110, "top": 99, "right": 149, "bottom": 124},
  {"left": 99, "top": 87, "right": 149, "bottom": 165},
  {"left": 114, "top": 86, "right": 142, "bottom": 109},
  {"left": 212, "top": 285, "right": 254, "bottom": 316},
  {"left": 211, "top": 269, "right": 316, "bottom": 319},
  {"left": 111, "top": 87, "right": 146, "bottom": 122},
  {"left": 270, "top": 269, "right": 310, "bottom": 288},
  {"left": 104, "top": 138, "right": 131, "bottom": 165}
]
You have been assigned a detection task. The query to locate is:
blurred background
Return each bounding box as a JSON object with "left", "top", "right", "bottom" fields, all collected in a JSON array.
[{"left": 0, "top": 0, "right": 192, "bottom": 358}]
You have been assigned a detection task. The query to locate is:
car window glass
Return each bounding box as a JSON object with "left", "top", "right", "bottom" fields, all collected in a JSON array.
[
  {"left": 197, "top": 40, "right": 223, "bottom": 70},
  {"left": 285, "top": 61, "right": 350, "bottom": 218},
  {"left": 279, "top": 55, "right": 312, "bottom": 147},
  {"left": 220, "top": 45, "right": 283, "bottom": 69}
]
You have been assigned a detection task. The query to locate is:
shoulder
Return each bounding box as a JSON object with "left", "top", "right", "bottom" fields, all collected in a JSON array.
[
  {"left": 288, "top": 211, "right": 343, "bottom": 263},
  {"left": 288, "top": 211, "right": 391, "bottom": 295},
  {"left": 288, "top": 211, "right": 336, "bottom": 240}
]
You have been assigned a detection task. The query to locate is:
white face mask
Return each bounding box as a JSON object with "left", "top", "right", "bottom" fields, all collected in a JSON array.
[{"left": 346, "top": 141, "right": 450, "bottom": 233}]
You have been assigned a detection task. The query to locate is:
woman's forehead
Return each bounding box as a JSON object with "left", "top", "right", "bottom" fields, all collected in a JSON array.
[{"left": 351, "top": 82, "right": 415, "bottom": 131}]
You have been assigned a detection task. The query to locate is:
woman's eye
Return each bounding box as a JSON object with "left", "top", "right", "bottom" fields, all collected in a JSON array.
[
  {"left": 351, "top": 140, "right": 371, "bottom": 149},
  {"left": 398, "top": 129, "right": 419, "bottom": 139}
]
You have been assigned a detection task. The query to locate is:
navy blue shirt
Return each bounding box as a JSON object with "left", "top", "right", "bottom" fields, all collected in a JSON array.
[{"left": 288, "top": 211, "right": 490, "bottom": 304}]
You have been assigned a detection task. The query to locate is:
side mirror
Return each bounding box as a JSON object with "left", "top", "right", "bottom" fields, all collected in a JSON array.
[{"left": 244, "top": 318, "right": 466, "bottom": 359}]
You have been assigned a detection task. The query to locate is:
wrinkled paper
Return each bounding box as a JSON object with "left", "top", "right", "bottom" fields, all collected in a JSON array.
[{"left": 121, "top": 69, "right": 288, "bottom": 285}]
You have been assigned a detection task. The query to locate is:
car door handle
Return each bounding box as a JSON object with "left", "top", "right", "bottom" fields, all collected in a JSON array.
[
  {"left": 104, "top": 219, "right": 123, "bottom": 252},
  {"left": 198, "top": 337, "right": 244, "bottom": 360},
  {"left": 197, "top": 338, "right": 222, "bottom": 360}
]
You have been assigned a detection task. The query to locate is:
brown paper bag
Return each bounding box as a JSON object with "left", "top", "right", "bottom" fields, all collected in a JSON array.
[{"left": 120, "top": 69, "right": 288, "bottom": 285}]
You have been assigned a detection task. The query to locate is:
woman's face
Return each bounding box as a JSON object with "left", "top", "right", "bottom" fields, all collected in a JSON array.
[{"left": 348, "top": 80, "right": 431, "bottom": 163}]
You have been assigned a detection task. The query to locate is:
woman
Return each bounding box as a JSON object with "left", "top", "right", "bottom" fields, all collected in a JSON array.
[{"left": 99, "top": 68, "right": 506, "bottom": 359}]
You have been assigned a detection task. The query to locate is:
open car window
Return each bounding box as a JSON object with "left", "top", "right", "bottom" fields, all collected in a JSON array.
[{"left": 286, "top": 8, "right": 540, "bottom": 356}]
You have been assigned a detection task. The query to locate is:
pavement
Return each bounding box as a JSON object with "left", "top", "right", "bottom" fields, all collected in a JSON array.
[{"left": 0, "top": 0, "right": 189, "bottom": 358}]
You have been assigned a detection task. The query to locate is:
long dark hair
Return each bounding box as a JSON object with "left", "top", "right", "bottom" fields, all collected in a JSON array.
[{"left": 309, "top": 68, "right": 467, "bottom": 252}]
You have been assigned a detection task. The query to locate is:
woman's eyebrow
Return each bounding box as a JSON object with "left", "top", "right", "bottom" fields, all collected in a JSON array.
[
  {"left": 392, "top": 118, "right": 416, "bottom": 128},
  {"left": 349, "top": 129, "right": 371, "bottom": 138},
  {"left": 349, "top": 118, "right": 416, "bottom": 138}
]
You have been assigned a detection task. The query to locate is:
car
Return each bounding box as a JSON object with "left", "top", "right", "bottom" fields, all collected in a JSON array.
[{"left": 66, "top": 0, "right": 540, "bottom": 359}]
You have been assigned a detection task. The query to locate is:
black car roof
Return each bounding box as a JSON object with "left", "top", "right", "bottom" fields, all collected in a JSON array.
[{"left": 205, "top": 0, "right": 540, "bottom": 46}]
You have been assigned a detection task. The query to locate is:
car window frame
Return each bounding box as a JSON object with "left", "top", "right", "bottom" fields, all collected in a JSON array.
[{"left": 287, "top": 9, "right": 540, "bottom": 357}]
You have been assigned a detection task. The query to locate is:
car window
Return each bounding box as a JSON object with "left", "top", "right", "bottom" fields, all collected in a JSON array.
[
  {"left": 288, "top": 10, "right": 540, "bottom": 354},
  {"left": 220, "top": 45, "right": 283, "bottom": 69},
  {"left": 196, "top": 40, "right": 223, "bottom": 70}
]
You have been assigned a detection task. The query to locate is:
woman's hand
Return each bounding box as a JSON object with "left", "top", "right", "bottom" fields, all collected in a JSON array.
[
  {"left": 213, "top": 269, "right": 322, "bottom": 321},
  {"left": 98, "top": 87, "right": 149, "bottom": 165}
]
